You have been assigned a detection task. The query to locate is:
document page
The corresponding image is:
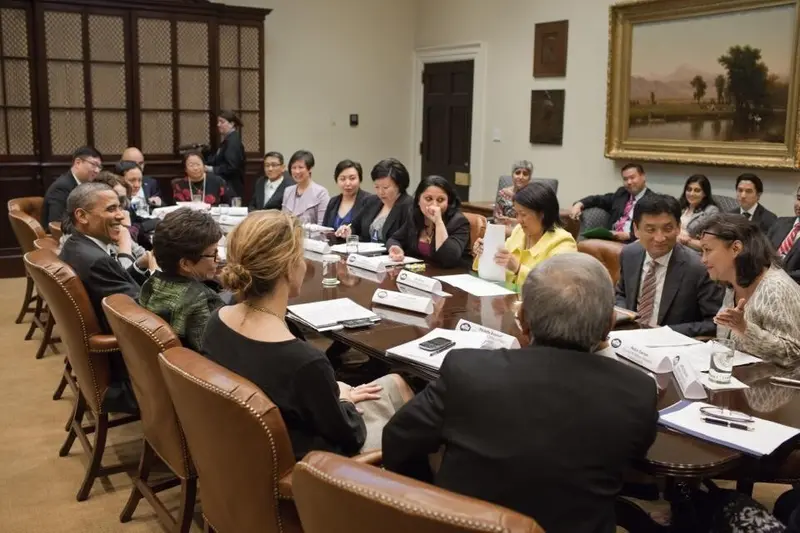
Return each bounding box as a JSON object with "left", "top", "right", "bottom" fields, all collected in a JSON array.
[
  {"left": 434, "top": 274, "right": 516, "bottom": 297},
  {"left": 386, "top": 328, "right": 489, "bottom": 370},
  {"left": 477, "top": 223, "right": 507, "bottom": 282},
  {"left": 287, "top": 298, "right": 378, "bottom": 331}
]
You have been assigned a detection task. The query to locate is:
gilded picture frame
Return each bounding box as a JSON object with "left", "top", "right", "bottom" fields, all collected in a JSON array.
[{"left": 605, "top": 0, "right": 800, "bottom": 169}]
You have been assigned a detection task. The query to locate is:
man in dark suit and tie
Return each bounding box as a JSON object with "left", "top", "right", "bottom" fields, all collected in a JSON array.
[
  {"left": 767, "top": 183, "right": 800, "bottom": 283},
  {"left": 41, "top": 146, "right": 102, "bottom": 229},
  {"left": 383, "top": 253, "right": 658, "bottom": 533},
  {"left": 616, "top": 194, "right": 723, "bottom": 337},
  {"left": 727, "top": 173, "right": 777, "bottom": 234},
  {"left": 59, "top": 181, "right": 151, "bottom": 413},
  {"left": 570, "top": 163, "right": 654, "bottom": 242},
  {"left": 122, "top": 146, "right": 162, "bottom": 207},
  {"left": 249, "top": 151, "right": 290, "bottom": 211}
]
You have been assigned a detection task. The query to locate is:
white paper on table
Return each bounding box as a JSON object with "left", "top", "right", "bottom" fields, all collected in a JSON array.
[
  {"left": 287, "top": 298, "right": 378, "bottom": 332},
  {"left": 346, "top": 265, "right": 387, "bottom": 283},
  {"left": 303, "top": 223, "right": 334, "bottom": 232},
  {"left": 477, "top": 223, "right": 507, "bottom": 282},
  {"left": 373, "top": 306, "right": 434, "bottom": 329},
  {"left": 386, "top": 328, "right": 490, "bottom": 371},
  {"left": 330, "top": 242, "right": 386, "bottom": 254},
  {"left": 455, "top": 319, "right": 520, "bottom": 349},
  {"left": 672, "top": 356, "right": 707, "bottom": 400},
  {"left": 383, "top": 255, "right": 424, "bottom": 266},
  {"left": 434, "top": 274, "right": 516, "bottom": 297},
  {"left": 304, "top": 250, "right": 325, "bottom": 262},
  {"left": 303, "top": 239, "right": 331, "bottom": 254},
  {"left": 679, "top": 341, "right": 763, "bottom": 373},
  {"left": 219, "top": 214, "right": 246, "bottom": 227},
  {"left": 699, "top": 374, "right": 750, "bottom": 391},
  {"left": 211, "top": 206, "right": 248, "bottom": 216},
  {"left": 151, "top": 205, "right": 182, "bottom": 219},
  {"left": 616, "top": 343, "right": 674, "bottom": 373},
  {"left": 608, "top": 326, "right": 701, "bottom": 349},
  {"left": 347, "top": 254, "right": 389, "bottom": 272},
  {"left": 175, "top": 201, "right": 211, "bottom": 211},
  {"left": 659, "top": 400, "right": 799, "bottom": 456},
  {"left": 396, "top": 269, "right": 450, "bottom": 296},
  {"left": 372, "top": 289, "right": 434, "bottom": 314}
]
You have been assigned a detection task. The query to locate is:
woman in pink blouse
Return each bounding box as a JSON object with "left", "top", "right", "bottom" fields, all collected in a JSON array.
[{"left": 282, "top": 150, "right": 330, "bottom": 225}]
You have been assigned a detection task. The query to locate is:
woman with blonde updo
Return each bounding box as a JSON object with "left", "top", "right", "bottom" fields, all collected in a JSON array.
[{"left": 203, "top": 210, "right": 413, "bottom": 458}]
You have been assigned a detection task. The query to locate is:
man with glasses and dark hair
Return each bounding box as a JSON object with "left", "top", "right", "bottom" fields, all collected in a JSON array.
[
  {"left": 42, "top": 145, "right": 102, "bottom": 228},
  {"left": 249, "top": 151, "right": 290, "bottom": 211}
]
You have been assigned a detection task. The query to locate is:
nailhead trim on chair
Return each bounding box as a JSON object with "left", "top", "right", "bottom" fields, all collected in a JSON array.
[
  {"left": 294, "top": 462, "right": 508, "bottom": 532},
  {"left": 160, "top": 356, "right": 285, "bottom": 533}
]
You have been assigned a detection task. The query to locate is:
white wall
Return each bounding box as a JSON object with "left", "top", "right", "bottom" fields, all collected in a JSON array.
[
  {"left": 414, "top": 0, "right": 800, "bottom": 214},
  {"left": 217, "top": 0, "right": 416, "bottom": 194}
]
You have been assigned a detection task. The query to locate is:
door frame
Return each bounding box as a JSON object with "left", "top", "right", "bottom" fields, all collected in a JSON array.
[{"left": 411, "top": 42, "right": 487, "bottom": 200}]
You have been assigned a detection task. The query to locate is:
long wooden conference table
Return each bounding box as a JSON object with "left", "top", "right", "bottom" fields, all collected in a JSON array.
[{"left": 290, "top": 254, "right": 800, "bottom": 531}]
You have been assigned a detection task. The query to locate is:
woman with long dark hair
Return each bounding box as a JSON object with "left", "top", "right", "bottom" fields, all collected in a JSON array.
[
  {"left": 678, "top": 174, "right": 719, "bottom": 251},
  {"left": 386, "top": 175, "right": 470, "bottom": 268}
]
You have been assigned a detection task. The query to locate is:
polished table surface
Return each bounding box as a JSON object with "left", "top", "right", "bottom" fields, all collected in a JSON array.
[{"left": 291, "top": 253, "right": 800, "bottom": 479}]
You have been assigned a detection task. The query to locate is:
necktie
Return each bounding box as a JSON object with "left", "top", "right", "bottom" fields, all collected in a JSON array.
[
  {"left": 637, "top": 261, "right": 659, "bottom": 326},
  {"left": 742, "top": 211, "right": 752, "bottom": 220},
  {"left": 614, "top": 195, "right": 634, "bottom": 232},
  {"left": 778, "top": 222, "right": 800, "bottom": 256}
]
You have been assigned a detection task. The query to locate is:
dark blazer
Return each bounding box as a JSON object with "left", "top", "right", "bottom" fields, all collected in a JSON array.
[
  {"left": 142, "top": 176, "right": 161, "bottom": 201},
  {"left": 59, "top": 232, "right": 146, "bottom": 334},
  {"left": 383, "top": 345, "right": 658, "bottom": 533},
  {"left": 768, "top": 217, "right": 800, "bottom": 283},
  {"left": 727, "top": 204, "right": 778, "bottom": 235},
  {"left": 580, "top": 187, "right": 655, "bottom": 231},
  {"left": 207, "top": 129, "right": 245, "bottom": 198},
  {"left": 42, "top": 171, "right": 78, "bottom": 229},
  {"left": 615, "top": 242, "right": 723, "bottom": 337},
  {"left": 322, "top": 189, "right": 375, "bottom": 230},
  {"left": 248, "top": 174, "right": 291, "bottom": 211},
  {"left": 387, "top": 211, "right": 471, "bottom": 268},
  {"left": 351, "top": 193, "right": 413, "bottom": 243}
]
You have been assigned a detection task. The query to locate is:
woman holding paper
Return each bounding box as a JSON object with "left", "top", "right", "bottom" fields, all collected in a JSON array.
[
  {"left": 323, "top": 159, "right": 374, "bottom": 232},
  {"left": 205, "top": 210, "right": 413, "bottom": 458},
  {"left": 282, "top": 150, "right": 331, "bottom": 225},
  {"left": 472, "top": 182, "right": 577, "bottom": 286},
  {"left": 699, "top": 213, "right": 800, "bottom": 366},
  {"left": 387, "top": 175, "right": 471, "bottom": 268}
]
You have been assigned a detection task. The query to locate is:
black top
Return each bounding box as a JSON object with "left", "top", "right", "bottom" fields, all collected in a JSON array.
[
  {"left": 248, "top": 172, "right": 291, "bottom": 211},
  {"left": 42, "top": 171, "right": 78, "bottom": 228},
  {"left": 386, "top": 211, "right": 471, "bottom": 268},
  {"left": 579, "top": 186, "right": 654, "bottom": 231},
  {"left": 322, "top": 189, "right": 375, "bottom": 231},
  {"left": 206, "top": 129, "right": 246, "bottom": 198},
  {"left": 202, "top": 311, "right": 366, "bottom": 459},
  {"left": 350, "top": 193, "right": 413, "bottom": 243},
  {"left": 727, "top": 203, "right": 778, "bottom": 235},
  {"left": 382, "top": 345, "right": 658, "bottom": 533}
]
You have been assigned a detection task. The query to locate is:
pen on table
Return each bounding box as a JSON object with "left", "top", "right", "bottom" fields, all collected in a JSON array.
[
  {"left": 770, "top": 376, "right": 800, "bottom": 388},
  {"left": 428, "top": 344, "right": 454, "bottom": 356},
  {"left": 701, "top": 417, "right": 754, "bottom": 431}
]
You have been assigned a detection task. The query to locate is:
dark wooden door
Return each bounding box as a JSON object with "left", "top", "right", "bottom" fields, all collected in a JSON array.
[{"left": 420, "top": 60, "right": 473, "bottom": 201}]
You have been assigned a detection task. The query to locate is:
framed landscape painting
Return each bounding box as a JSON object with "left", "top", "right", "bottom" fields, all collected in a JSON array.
[{"left": 605, "top": 0, "right": 800, "bottom": 169}]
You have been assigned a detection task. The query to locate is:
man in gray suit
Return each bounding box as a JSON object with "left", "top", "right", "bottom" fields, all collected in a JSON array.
[{"left": 616, "top": 193, "right": 723, "bottom": 337}]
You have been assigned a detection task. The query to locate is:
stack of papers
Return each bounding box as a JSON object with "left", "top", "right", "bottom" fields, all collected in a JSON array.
[
  {"left": 386, "top": 328, "right": 489, "bottom": 371},
  {"left": 659, "top": 400, "right": 800, "bottom": 456},
  {"left": 211, "top": 206, "right": 248, "bottom": 216},
  {"left": 287, "top": 298, "right": 379, "bottom": 332},
  {"left": 434, "top": 274, "right": 515, "bottom": 297},
  {"left": 330, "top": 242, "right": 386, "bottom": 254},
  {"left": 303, "top": 223, "right": 334, "bottom": 232}
]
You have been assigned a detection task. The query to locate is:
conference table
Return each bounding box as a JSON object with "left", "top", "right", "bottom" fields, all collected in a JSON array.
[{"left": 290, "top": 253, "right": 800, "bottom": 532}]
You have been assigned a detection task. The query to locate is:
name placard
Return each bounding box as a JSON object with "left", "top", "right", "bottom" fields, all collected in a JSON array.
[
  {"left": 304, "top": 239, "right": 331, "bottom": 254},
  {"left": 672, "top": 355, "right": 707, "bottom": 400},
  {"left": 455, "top": 319, "right": 520, "bottom": 349},
  {"left": 372, "top": 289, "right": 434, "bottom": 315},
  {"left": 617, "top": 344, "right": 673, "bottom": 374},
  {"left": 396, "top": 269, "right": 442, "bottom": 293},
  {"left": 347, "top": 254, "right": 388, "bottom": 273}
]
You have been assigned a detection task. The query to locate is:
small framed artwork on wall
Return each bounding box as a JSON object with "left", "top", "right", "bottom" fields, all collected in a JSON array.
[
  {"left": 533, "top": 20, "right": 569, "bottom": 77},
  {"left": 530, "top": 90, "right": 565, "bottom": 145}
]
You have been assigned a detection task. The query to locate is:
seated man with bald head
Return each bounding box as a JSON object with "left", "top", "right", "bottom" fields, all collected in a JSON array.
[
  {"left": 121, "top": 146, "right": 162, "bottom": 209},
  {"left": 383, "top": 253, "right": 658, "bottom": 533}
]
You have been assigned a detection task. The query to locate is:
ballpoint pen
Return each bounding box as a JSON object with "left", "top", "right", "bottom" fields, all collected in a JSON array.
[{"left": 701, "top": 417, "right": 754, "bottom": 431}]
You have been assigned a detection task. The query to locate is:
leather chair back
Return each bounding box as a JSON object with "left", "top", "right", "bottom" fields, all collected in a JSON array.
[
  {"left": 49, "top": 221, "right": 63, "bottom": 240},
  {"left": 24, "top": 249, "right": 112, "bottom": 414},
  {"left": 158, "top": 347, "right": 301, "bottom": 533},
  {"left": 463, "top": 212, "right": 486, "bottom": 251},
  {"left": 293, "top": 451, "right": 545, "bottom": 533},
  {"left": 33, "top": 237, "right": 60, "bottom": 251},
  {"left": 578, "top": 239, "right": 624, "bottom": 285},
  {"left": 8, "top": 208, "right": 46, "bottom": 255},
  {"left": 8, "top": 196, "right": 43, "bottom": 224},
  {"left": 497, "top": 176, "right": 558, "bottom": 195},
  {"left": 712, "top": 195, "right": 738, "bottom": 213},
  {"left": 102, "top": 294, "right": 192, "bottom": 478}
]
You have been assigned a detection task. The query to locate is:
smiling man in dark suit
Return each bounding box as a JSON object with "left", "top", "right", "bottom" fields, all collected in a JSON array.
[
  {"left": 616, "top": 193, "right": 723, "bottom": 337},
  {"left": 249, "top": 151, "right": 290, "bottom": 211},
  {"left": 41, "top": 146, "right": 102, "bottom": 229},
  {"left": 767, "top": 183, "right": 800, "bottom": 283},
  {"left": 727, "top": 173, "right": 778, "bottom": 234}
]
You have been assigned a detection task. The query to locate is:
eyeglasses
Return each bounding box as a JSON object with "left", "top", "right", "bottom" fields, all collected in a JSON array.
[
  {"left": 264, "top": 163, "right": 282, "bottom": 169},
  {"left": 200, "top": 250, "right": 219, "bottom": 261},
  {"left": 80, "top": 158, "right": 102, "bottom": 170}
]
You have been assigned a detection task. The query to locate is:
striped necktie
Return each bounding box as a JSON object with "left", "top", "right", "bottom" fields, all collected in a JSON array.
[
  {"left": 636, "top": 261, "right": 659, "bottom": 326},
  {"left": 778, "top": 222, "right": 800, "bottom": 256},
  {"left": 614, "top": 195, "right": 634, "bottom": 232}
]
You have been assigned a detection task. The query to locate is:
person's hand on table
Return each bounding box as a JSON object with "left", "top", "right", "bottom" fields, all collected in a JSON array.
[
  {"left": 569, "top": 202, "right": 584, "bottom": 220},
  {"left": 714, "top": 298, "right": 747, "bottom": 335},
  {"left": 612, "top": 231, "right": 630, "bottom": 242},
  {"left": 388, "top": 245, "right": 405, "bottom": 262},
  {"left": 335, "top": 224, "right": 352, "bottom": 238},
  {"left": 472, "top": 237, "right": 484, "bottom": 257},
  {"left": 494, "top": 248, "right": 520, "bottom": 274}
]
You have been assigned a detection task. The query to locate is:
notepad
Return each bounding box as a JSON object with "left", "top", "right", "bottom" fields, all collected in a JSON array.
[
  {"left": 330, "top": 242, "right": 386, "bottom": 254},
  {"left": 287, "top": 298, "right": 379, "bottom": 332}
]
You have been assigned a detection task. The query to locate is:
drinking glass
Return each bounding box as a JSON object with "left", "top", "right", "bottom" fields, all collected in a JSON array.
[
  {"left": 346, "top": 235, "right": 360, "bottom": 255},
  {"left": 218, "top": 203, "right": 230, "bottom": 216},
  {"left": 322, "top": 254, "right": 341, "bottom": 286},
  {"left": 231, "top": 197, "right": 242, "bottom": 208},
  {"left": 191, "top": 193, "right": 203, "bottom": 203},
  {"left": 709, "top": 338, "right": 736, "bottom": 384}
]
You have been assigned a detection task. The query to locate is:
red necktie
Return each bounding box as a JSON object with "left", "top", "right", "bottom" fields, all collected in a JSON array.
[
  {"left": 614, "top": 195, "right": 634, "bottom": 232},
  {"left": 778, "top": 222, "right": 800, "bottom": 256}
]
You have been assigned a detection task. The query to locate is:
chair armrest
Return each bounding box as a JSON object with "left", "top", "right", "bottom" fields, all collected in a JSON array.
[
  {"left": 352, "top": 450, "right": 382, "bottom": 465},
  {"left": 278, "top": 471, "right": 294, "bottom": 500},
  {"left": 88, "top": 334, "right": 118, "bottom": 353}
]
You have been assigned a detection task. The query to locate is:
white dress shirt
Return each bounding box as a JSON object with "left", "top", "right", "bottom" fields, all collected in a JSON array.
[
  {"left": 622, "top": 188, "right": 649, "bottom": 233},
  {"left": 637, "top": 249, "right": 673, "bottom": 327},
  {"left": 740, "top": 203, "right": 759, "bottom": 218},
  {"left": 263, "top": 176, "right": 284, "bottom": 206}
]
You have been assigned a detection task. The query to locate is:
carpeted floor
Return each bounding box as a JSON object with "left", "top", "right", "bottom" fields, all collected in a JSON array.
[{"left": 0, "top": 275, "right": 791, "bottom": 532}]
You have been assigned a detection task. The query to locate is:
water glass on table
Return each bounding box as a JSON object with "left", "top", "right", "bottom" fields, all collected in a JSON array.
[
  {"left": 709, "top": 338, "right": 735, "bottom": 384},
  {"left": 231, "top": 197, "right": 242, "bottom": 208},
  {"left": 322, "top": 254, "right": 341, "bottom": 286},
  {"left": 346, "top": 234, "right": 359, "bottom": 255},
  {"left": 191, "top": 193, "right": 203, "bottom": 203},
  {"left": 218, "top": 203, "right": 230, "bottom": 216}
]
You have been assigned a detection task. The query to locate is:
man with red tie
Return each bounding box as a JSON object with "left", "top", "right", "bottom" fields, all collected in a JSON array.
[
  {"left": 767, "top": 183, "right": 800, "bottom": 284},
  {"left": 570, "top": 163, "right": 654, "bottom": 242}
]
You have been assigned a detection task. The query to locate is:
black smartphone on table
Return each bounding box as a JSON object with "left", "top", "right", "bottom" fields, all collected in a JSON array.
[{"left": 419, "top": 337, "right": 455, "bottom": 352}]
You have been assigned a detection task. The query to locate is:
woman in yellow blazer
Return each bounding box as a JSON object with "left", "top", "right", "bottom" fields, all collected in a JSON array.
[{"left": 472, "top": 182, "right": 577, "bottom": 286}]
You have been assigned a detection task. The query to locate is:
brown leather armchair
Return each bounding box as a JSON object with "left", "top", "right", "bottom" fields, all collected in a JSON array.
[
  {"left": 8, "top": 196, "right": 43, "bottom": 225},
  {"left": 23, "top": 249, "right": 138, "bottom": 501},
  {"left": 558, "top": 208, "right": 580, "bottom": 240},
  {"left": 158, "top": 347, "right": 382, "bottom": 533},
  {"left": 577, "top": 239, "right": 624, "bottom": 285},
  {"left": 102, "top": 294, "right": 196, "bottom": 532},
  {"left": 8, "top": 200, "right": 46, "bottom": 326},
  {"left": 293, "top": 451, "right": 545, "bottom": 533},
  {"left": 49, "top": 220, "right": 63, "bottom": 240},
  {"left": 463, "top": 212, "right": 487, "bottom": 252}
]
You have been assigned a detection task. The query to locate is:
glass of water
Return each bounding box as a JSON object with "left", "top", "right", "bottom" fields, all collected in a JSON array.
[
  {"left": 231, "top": 197, "right": 242, "bottom": 208},
  {"left": 346, "top": 235, "right": 359, "bottom": 255},
  {"left": 321, "top": 254, "right": 341, "bottom": 286},
  {"left": 218, "top": 203, "right": 230, "bottom": 216},
  {"left": 191, "top": 193, "right": 203, "bottom": 203},
  {"left": 709, "top": 338, "right": 736, "bottom": 384}
]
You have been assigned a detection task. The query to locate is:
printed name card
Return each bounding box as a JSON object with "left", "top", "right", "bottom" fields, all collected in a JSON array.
[
  {"left": 347, "top": 254, "right": 388, "bottom": 273},
  {"left": 396, "top": 269, "right": 442, "bottom": 293},
  {"left": 455, "top": 319, "right": 520, "bottom": 349},
  {"left": 304, "top": 239, "right": 331, "bottom": 254},
  {"left": 671, "top": 355, "right": 707, "bottom": 400},
  {"left": 372, "top": 289, "right": 434, "bottom": 315},
  {"left": 616, "top": 344, "right": 673, "bottom": 374}
]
